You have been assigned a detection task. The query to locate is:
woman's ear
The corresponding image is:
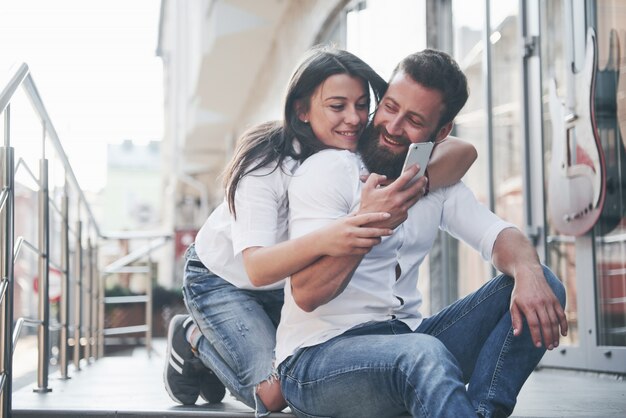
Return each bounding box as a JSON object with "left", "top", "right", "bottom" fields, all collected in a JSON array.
[{"left": 295, "top": 100, "right": 309, "bottom": 123}]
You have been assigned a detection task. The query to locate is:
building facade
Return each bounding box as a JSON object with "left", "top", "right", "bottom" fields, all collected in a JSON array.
[{"left": 157, "top": 0, "right": 626, "bottom": 375}]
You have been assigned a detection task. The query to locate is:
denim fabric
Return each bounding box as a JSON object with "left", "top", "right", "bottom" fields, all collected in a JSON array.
[
  {"left": 182, "top": 244, "right": 284, "bottom": 416},
  {"left": 279, "top": 266, "right": 565, "bottom": 418}
]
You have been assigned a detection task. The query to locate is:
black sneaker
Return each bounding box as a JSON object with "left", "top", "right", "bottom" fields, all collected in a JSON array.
[
  {"left": 164, "top": 314, "right": 201, "bottom": 405},
  {"left": 198, "top": 368, "right": 226, "bottom": 404}
]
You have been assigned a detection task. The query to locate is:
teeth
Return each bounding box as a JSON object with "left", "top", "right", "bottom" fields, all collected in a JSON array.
[{"left": 383, "top": 134, "right": 402, "bottom": 145}]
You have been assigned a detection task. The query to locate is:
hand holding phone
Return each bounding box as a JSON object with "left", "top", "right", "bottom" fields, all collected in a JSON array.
[{"left": 401, "top": 142, "right": 434, "bottom": 182}]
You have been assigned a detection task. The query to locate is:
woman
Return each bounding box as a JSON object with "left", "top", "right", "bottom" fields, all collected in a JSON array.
[{"left": 164, "top": 46, "right": 477, "bottom": 415}]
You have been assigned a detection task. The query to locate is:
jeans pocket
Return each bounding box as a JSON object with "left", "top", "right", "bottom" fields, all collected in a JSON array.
[{"left": 186, "top": 258, "right": 209, "bottom": 274}]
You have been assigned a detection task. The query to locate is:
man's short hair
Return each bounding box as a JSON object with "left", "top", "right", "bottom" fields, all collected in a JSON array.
[{"left": 391, "top": 49, "right": 469, "bottom": 128}]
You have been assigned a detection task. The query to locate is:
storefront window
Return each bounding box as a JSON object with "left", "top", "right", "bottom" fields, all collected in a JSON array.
[
  {"left": 451, "top": 0, "right": 491, "bottom": 298},
  {"left": 593, "top": 0, "right": 626, "bottom": 347},
  {"left": 346, "top": 0, "right": 425, "bottom": 80},
  {"left": 541, "top": 0, "right": 579, "bottom": 348},
  {"left": 490, "top": 1, "right": 523, "bottom": 230},
  {"left": 542, "top": 0, "right": 626, "bottom": 350}
]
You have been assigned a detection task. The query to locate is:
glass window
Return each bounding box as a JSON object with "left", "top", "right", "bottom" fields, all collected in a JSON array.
[
  {"left": 593, "top": 0, "right": 626, "bottom": 348},
  {"left": 490, "top": 1, "right": 523, "bottom": 230},
  {"left": 541, "top": 0, "right": 579, "bottom": 348},
  {"left": 451, "top": 0, "right": 492, "bottom": 298},
  {"left": 346, "top": 0, "right": 426, "bottom": 80}
]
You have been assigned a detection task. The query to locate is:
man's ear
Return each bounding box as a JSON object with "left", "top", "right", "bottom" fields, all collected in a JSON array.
[{"left": 435, "top": 121, "right": 454, "bottom": 142}]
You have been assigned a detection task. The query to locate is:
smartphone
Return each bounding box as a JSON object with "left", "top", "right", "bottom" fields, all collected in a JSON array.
[{"left": 401, "top": 142, "right": 434, "bottom": 181}]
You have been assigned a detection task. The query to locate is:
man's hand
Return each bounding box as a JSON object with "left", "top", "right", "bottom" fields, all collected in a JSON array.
[
  {"left": 492, "top": 228, "right": 568, "bottom": 350},
  {"left": 509, "top": 264, "right": 568, "bottom": 350},
  {"left": 358, "top": 165, "right": 427, "bottom": 229}
]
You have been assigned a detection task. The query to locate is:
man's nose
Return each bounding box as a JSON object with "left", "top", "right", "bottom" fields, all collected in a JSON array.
[{"left": 386, "top": 115, "right": 403, "bottom": 136}]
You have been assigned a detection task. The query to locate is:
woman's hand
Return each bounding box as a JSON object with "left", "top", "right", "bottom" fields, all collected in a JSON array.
[
  {"left": 317, "top": 212, "right": 394, "bottom": 256},
  {"left": 358, "top": 165, "right": 427, "bottom": 229}
]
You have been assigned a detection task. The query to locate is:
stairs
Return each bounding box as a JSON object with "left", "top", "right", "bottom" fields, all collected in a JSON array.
[{"left": 12, "top": 343, "right": 296, "bottom": 418}]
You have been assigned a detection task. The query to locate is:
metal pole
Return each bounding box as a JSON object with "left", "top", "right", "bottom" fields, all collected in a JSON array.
[
  {"left": 484, "top": 0, "right": 495, "bottom": 212},
  {"left": 73, "top": 220, "right": 82, "bottom": 371},
  {"left": 97, "top": 265, "right": 104, "bottom": 359},
  {"left": 146, "top": 256, "right": 153, "bottom": 358},
  {"left": 91, "top": 239, "right": 99, "bottom": 360},
  {"left": 0, "top": 142, "right": 15, "bottom": 417},
  {"left": 85, "top": 238, "right": 93, "bottom": 362},
  {"left": 35, "top": 158, "right": 51, "bottom": 393},
  {"left": 59, "top": 192, "right": 70, "bottom": 379}
]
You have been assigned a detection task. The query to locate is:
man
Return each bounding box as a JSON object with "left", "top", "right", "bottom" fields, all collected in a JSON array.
[{"left": 275, "top": 49, "right": 567, "bottom": 418}]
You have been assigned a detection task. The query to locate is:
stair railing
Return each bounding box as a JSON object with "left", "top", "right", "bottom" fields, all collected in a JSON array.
[{"left": 0, "top": 63, "right": 171, "bottom": 418}]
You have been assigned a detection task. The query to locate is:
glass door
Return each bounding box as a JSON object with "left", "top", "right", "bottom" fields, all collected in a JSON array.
[{"left": 540, "top": 0, "right": 626, "bottom": 373}]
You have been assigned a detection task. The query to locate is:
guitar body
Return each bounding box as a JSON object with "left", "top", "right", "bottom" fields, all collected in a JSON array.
[
  {"left": 594, "top": 29, "right": 626, "bottom": 235},
  {"left": 548, "top": 28, "right": 607, "bottom": 236}
]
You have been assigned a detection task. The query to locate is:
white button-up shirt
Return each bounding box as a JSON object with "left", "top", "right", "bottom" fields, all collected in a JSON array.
[
  {"left": 275, "top": 149, "right": 515, "bottom": 365},
  {"left": 194, "top": 157, "right": 299, "bottom": 290}
]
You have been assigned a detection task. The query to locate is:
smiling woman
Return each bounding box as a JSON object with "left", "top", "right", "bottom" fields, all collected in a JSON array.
[{"left": 297, "top": 73, "right": 369, "bottom": 151}]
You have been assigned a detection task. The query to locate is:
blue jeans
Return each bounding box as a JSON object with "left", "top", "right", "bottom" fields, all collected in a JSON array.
[
  {"left": 278, "top": 266, "right": 566, "bottom": 418},
  {"left": 182, "top": 244, "right": 284, "bottom": 416}
]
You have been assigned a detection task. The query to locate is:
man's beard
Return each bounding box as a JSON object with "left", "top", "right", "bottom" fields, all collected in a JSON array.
[{"left": 357, "top": 123, "right": 409, "bottom": 179}]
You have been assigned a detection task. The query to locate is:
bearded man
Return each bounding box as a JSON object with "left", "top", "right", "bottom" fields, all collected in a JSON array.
[{"left": 275, "top": 49, "right": 567, "bottom": 418}]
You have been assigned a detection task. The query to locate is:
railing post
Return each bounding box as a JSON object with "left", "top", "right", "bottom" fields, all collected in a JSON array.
[
  {"left": 72, "top": 220, "right": 82, "bottom": 371},
  {"left": 97, "top": 262, "right": 105, "bottom": 359},
  {"left": 146, "top": 257, "right": 153, "bottom": 358},
  {"left": 85, "top": 237, "right": 93, "bottom": 362},
  {"left": 91, "top": 240, "right": 100, "bottom": 360},
  {"left": 0, "top": 141, "right": 15, "bottom": 417},
  {"left": 35, "top": 158, "right": 51, "bottom": 393},
  {"left": 59, "top": 192, "right": 70, "bottom": 379}
]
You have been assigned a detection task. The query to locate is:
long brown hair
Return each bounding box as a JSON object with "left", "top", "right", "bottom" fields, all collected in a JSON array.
[{"left": 223, "top": 46, "right": 387, "bottom": 218}]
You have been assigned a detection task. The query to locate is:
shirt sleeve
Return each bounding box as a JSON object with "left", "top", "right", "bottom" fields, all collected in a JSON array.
[
  {"left": 288, "top": 150, "right": 359, "bottom": 239},
  {"left": 231, "top": 166, "right": 283, "bottom": 256},
  {"left": 440, "top": 182, "right": 517, "bottom": 261}
]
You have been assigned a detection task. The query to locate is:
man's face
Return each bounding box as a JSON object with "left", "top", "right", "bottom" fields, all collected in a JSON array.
[{"left": 358, "top": 71, "right": 452, "bottom": 178}]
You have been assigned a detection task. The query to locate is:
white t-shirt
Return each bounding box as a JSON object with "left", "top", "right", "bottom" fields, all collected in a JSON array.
[
  {"left": 194, "top": 156, "right": 299, "bottom": 290},
  {"left": 275, "top": 149, "right": 516, "bottom": 365}
]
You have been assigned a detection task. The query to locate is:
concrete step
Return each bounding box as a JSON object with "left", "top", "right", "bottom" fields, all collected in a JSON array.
[{"left": 12, "top": 351, "right": 295, "bottom": 418}]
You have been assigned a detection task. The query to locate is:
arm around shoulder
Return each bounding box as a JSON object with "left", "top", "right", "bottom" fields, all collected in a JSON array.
[{"left": 427, "top": 136, "right": 477, "bottom": 189}]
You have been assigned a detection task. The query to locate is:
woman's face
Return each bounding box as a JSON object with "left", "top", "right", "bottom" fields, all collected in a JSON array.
[{"left": 300, "top": 74, "right": 369, "bottom": 151}]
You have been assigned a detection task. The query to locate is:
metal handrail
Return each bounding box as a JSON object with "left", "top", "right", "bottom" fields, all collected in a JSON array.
[
  {"left": 0, "top": 190, "right": 7, "bottom": 214},
  {"left": 0, "top": 63, "right": 169, "bottom": 417},
  {"left": 13, "top": 236, "right": 43, "bottom": 260},
  {"left": 12, "top": 318, "right": 43, "bottom": 356},
  {"left": 20, "top": 72, "right": 101, "bottom": 238},
  {"left": 0, "top": 64, "right": 29, "bottom": 117},
  {"left": 14, "top": 158, "right": 40, "bottom": 189},
  {"left": 103, "top": 235, "right": 170, "bottom": 274}
]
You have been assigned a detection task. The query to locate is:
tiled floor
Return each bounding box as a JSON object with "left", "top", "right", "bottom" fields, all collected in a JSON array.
[{"left": 12, "top": 339, "right": 626, "bottom": 417}]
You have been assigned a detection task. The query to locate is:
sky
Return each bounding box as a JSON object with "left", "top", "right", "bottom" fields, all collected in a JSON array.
[{"left": 0, "top": 0, "right": 163, "bottom": 192}]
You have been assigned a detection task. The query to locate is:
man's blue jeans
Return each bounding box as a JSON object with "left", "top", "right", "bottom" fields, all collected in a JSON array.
[
  {"left": 278, "top": 266, "right": 566, "bottom": 418},
  {"left": 182, "top": 244, "right": 284, "bottom": 416}
]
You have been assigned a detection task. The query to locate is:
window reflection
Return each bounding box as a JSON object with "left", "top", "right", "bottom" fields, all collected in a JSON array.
[
  {"left": 490, "top": 1, "right": 522, "bottom": 231},
  {"left": 593, "top": 0, "right": 626, "bottom": 347},
  {"left": 451, "top": 0, "right": 492, "bottom": 298},
  {"left": 541, "top": 0, "right": 578, "bottom": 348}
]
